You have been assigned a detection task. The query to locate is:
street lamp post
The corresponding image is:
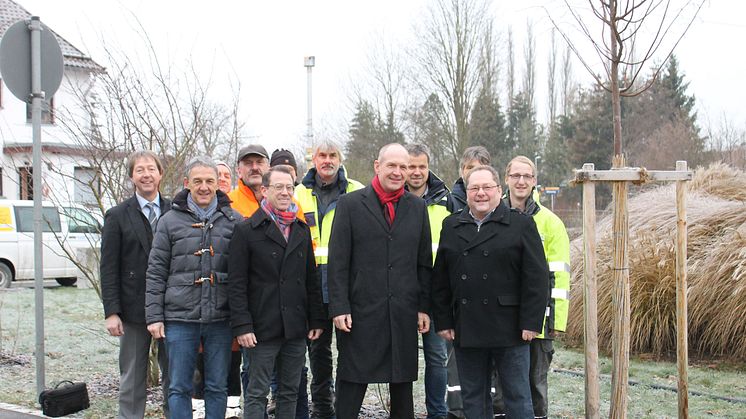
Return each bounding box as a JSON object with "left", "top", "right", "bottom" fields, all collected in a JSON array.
[{"left": 304, "top": 56, "right": 315, "bottom": 142}]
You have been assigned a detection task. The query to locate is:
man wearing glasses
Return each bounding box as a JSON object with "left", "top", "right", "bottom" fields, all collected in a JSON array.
[
  {"left": 228, "top": 166, "right": 326, "bottom": 418},
  {"left": 432, "top": 165, "right": 549, "bottom": 419},
  {"left": 491, "top": 156, "right": 571, "bottom": 419}
]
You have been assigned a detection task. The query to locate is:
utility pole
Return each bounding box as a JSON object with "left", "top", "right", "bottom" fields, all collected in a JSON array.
[{"left": 304, "top": 56, "right": 315, "bottom": 142}]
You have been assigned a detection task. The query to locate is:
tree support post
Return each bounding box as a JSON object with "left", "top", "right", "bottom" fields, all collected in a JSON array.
[
  {"left": 582, "top": 163, "right": 600, "bottom": 419},
  {"left": 675, "top": 160, "right": 689, "bottom": 418}
]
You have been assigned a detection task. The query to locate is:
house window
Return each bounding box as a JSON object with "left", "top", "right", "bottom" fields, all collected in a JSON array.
[
  {"left": 26, "top": 97, "right": 54, "bottom": 124},
  {"left": 18, "top": 167, "right": 33, "bottom": 200},
  {"left": 73, "top": 167, "right": 100, "bottom": 206}
]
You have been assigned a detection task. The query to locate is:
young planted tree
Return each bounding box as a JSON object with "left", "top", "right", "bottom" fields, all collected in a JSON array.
[{"left": 549, "top": 1, "right": 705, "bottom": 417}]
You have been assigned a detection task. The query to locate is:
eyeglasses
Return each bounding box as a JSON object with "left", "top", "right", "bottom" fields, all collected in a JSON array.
[
  {"left": 268, "top": 183, "right": 295, "bottom": 193},
  {"left": 466, "top": 184, "right": 499, "bottom": 193},
  {"left": 508, "top": 173, "right": 535, "bottom": 181}
]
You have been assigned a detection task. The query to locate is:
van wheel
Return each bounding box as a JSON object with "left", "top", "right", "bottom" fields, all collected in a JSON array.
[
  {"left": 0, "top": 263, "right": 13, "bottom": 288},
  {"left": 55, "top": 278, "right": 77, "bottom": 287}
]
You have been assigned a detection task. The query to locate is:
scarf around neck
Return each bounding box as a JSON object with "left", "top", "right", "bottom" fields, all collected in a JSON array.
[
  {"left": 371, "top": 175, "right": 405, "bottom": 226},
  {"left": 261, "top": 198, "right": 298, "bottom": 241},
  {"left": 187, "top": 193, "right": 218, "bottom": 221}
]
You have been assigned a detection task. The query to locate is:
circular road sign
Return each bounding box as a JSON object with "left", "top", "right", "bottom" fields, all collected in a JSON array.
[{"left": 0, "top": 18, "right": 64, "bottom": 102}]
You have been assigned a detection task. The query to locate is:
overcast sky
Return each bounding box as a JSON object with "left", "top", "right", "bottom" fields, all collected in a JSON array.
[{"left": 21, "top": 0, "right": 746, "bottom": 154}]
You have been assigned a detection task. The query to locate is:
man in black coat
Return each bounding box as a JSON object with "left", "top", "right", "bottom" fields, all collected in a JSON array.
[
  {"left": 432, "top": 165, "right": 549, "bottom": 419},
  {"left": 101, "top": 150, "right": 170, "bottom": 419},
  {"left": 328, "top": 143, "right": 432, "bottom": 419},
  {"left": 229, "top": 166, "right": 326, "bottom": 418}
]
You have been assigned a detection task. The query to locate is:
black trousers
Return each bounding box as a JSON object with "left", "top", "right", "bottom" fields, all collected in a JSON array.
[
  {"left": 308, "top": 310, "right": 335, "bottom": 417},
  {"left": 335, "top": 380, "right": 413, "bottom": 419}
]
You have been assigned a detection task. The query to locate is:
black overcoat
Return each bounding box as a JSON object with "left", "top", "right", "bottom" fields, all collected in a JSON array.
[
  {"left": 101, "top": 195, "right": 170, "bottom": 324},
  {"left": 432, "top": 203, "right": 549, "bottom": 348},
  {"left": 327, "top": 185, "right": 432, "bottom": 383},
  {"left": 228, "top": 209, "right": 326, "bottom": 341}
]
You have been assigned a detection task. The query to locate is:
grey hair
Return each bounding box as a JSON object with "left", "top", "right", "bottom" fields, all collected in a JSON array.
[
  {"left": 184, "top": 156, "right": 219, "bottom": 178},
  {"left": 405, "top": 143, "right": 431, "bottom": 163},
  {"left": 313, "top": 140, "right": 344, "bottom": 162},
  {"left": 460, "top": 146, "right": 491, "bottom": 170},
  {"left": 464, "top": 165, "right": 501, "bottom": 188},
  {"left": 377, "top": 143, "right": 406, "bottom": 161}
]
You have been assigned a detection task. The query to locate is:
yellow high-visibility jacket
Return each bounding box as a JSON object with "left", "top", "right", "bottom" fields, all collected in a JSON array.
[
  {"left": 295, "top": 167, "right": 363, "bottom": 302},
  {"left": 505, "top": 190, "right": 570, "bottom": 338}
]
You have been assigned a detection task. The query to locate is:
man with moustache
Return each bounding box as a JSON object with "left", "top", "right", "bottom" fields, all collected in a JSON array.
[
  {"left": 146, "top": 156, "right": 239, "bottom": 419},
  {"left": 432, "top": 165, "right": 549, "bottom": 419},
  {"left": 295, "top": 140, "right": 363, "bottom": 419},
  {"left": 229, "top": 166, "right": 326, "bottom": 418},
  {"left": 228, "top": 145, "right": 272, "bottom": 217},
  {"left": 328, "top": 143, "right": 432, "bottom": 419},
  {"left": 101, "top": 150, "right": 170, "bottom": 419}
]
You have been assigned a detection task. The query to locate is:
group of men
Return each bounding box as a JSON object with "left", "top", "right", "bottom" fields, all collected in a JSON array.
[{"left": 101, "top": 140, "right": 570, "bottom": 419}]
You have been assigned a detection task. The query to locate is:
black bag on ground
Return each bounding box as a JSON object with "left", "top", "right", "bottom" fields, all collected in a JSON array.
[{"left": 38, "top": 381, "right": 90, "bottom": 417}]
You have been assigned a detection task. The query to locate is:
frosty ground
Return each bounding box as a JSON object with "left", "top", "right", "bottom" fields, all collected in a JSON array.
[{"left": 1, "top": 287, "right": 744, "bottom": 418}]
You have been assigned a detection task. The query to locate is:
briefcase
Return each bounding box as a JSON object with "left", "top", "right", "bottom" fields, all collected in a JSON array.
[{"left": 38, "top": 380, "right": 90, "bottom": 417}]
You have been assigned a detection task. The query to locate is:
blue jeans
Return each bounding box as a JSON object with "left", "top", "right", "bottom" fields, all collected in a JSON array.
[
  {"left": 454, "top": 343, "right": 533, "bottom": 419},
  {"left": 422, "top": 319, "right": 447, "bottom": 418},
  {"left": 165, "top": 321, "right": 232, "bottom": 419}
]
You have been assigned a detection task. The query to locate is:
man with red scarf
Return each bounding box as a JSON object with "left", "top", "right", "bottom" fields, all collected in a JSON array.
[
  {"left": 327, "top": 143, "right": 433, "bottom": 419},
  {"left": 228, "top": 166, "right": 326, "bottom": 418}
]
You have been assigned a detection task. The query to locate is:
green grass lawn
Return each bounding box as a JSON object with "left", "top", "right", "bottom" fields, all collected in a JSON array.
[{"left": 1, "top": 287, "right": 745, "bottom": 418}]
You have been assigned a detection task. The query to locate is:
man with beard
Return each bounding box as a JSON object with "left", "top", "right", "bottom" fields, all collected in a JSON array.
[
  {"left": 328, "top": 143, "right": 432, "bottom": 419},
  {"left": 404, "top": 143, "right": 453, "bottom": 419}
]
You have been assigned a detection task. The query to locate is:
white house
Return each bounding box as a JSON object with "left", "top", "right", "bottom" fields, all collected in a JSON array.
[{"left": 0, "top": 0, "right": 104, "bottom": 207}]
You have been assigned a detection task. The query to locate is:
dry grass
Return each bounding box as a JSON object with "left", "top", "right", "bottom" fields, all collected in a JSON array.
[{"left": 565, "top": 163, "right": 746, "bottom": 361}]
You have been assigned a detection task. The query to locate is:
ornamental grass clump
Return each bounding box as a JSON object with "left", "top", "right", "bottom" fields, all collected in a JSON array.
[{"left": 565, "top": 163, "right": 746, "bottom": 361}]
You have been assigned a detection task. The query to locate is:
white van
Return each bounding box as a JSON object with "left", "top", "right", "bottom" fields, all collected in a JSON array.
[{"left": 0, "top": 200, "right": 102, "bottom": 287}]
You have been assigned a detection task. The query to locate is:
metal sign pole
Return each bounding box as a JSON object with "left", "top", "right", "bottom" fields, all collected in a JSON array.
[{"left": 30, "top": 16, "right": 46, "bottom": 395}]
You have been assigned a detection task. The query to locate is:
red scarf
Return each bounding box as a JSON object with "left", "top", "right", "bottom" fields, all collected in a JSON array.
[
  {"left": 260, "top": 198, "right": 297, "bottom": 241},
  {"left": 371, "top": 175, "right": 405, "bottom": 226}
]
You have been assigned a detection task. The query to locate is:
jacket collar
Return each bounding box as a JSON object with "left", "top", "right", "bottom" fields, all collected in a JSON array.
[
  {"left": 360, "top": 184, "right": 412, "bottom": 231},
  {"left": 503, "top": 188, "right": 540, "bottom": 216},
  {"left": 171, "top": 188, "right": 233, "bottom": 217},
  {"left": 456, "top": 202, "right": 510, "bottom": 249},
  {"left": 301, "top": 166, "right": 350, "bottom": 192},
  {"left": 248, "top": 207, "right": 306, "bottom": 253}
]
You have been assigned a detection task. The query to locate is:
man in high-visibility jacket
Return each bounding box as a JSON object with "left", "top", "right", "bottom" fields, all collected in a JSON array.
[
  {"left": 495, "top": 155, "right": 571, "bottom": 419},
  {"left": 295, "top": 140, "right": 363, "bottom": 419},
  {"left": 404, "top": 144, "right": 454, "bottom": 419}
]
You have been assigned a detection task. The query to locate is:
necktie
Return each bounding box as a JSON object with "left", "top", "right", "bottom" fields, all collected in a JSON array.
[{"left": 145, "top": 202, "right": 157, "bottom": 231}]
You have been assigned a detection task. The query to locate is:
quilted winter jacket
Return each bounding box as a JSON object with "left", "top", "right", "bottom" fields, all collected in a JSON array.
[{"left": 145, "top": 189, "right": 239, "bottom": 324}]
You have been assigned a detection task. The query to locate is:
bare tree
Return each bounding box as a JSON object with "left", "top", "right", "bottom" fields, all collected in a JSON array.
[
  {"left": 560, "top": 41, "right": 574, "bottom": 116},
  {"left": 522, "top": 20, "right": 536, "bottom": 111},
  {"left": 506, "top": 28, "right": 515, "bottom": 107},
  {"left": 547, "top": 29, "right": 558, "bottom": 123},
  {"left": 413, "top": 0, "right": 495, "bottom": 171}
]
